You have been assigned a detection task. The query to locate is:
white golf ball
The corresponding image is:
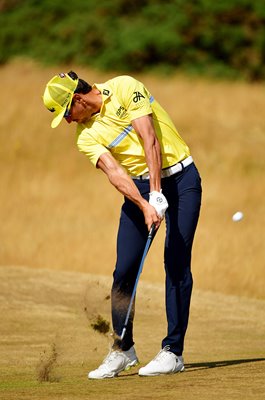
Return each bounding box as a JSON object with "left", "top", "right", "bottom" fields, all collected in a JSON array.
[{"left": 232, "top": 211, "right": 244, "bottom": 222}]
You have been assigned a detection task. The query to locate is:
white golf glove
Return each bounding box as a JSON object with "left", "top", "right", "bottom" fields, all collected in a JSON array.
[{"left": 149, "top": 190, "right": 168, "bottom": 218}]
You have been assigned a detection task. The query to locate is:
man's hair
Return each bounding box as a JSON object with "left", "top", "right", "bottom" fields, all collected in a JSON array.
[{"left": 68, "top": 70, "right": 92, "bottom": 94}]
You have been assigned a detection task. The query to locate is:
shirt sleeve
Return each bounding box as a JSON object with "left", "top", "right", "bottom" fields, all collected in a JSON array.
[
  {"left": 117, "top": 76, "right": 152, "bottom": 121},
  {"left": 77, "top": 128, "right": 110, "bottom": 167}
]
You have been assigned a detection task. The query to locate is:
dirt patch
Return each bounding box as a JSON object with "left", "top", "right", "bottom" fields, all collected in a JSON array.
[
  {"left": 90, "top": 314, "right": 110, "bottom": 335},
  {"left": 36, "top": 343, "right": 59, "bottom": 383}
]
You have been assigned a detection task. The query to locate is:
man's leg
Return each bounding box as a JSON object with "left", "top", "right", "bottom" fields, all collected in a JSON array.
[
  {"left": 88, "top": 182, "right": 150, "bottom": 379},
  {"left": 112, "top": 188, "right": 149, "bottom": 351},
  {"left": 162, "top": 164, "right": 202, "bottom": 355},
  {"left": 138, "top": 164, "right": 201, "bottom": 377}
]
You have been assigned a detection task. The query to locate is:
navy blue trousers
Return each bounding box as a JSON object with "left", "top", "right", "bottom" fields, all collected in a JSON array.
[{"left": 111, "top": 163, "right": 202, "bottom": 355}]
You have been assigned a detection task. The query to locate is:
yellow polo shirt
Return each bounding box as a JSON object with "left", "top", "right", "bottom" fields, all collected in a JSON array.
[{"left": 76, "top": 75, "right": 190, "bottom": 176}]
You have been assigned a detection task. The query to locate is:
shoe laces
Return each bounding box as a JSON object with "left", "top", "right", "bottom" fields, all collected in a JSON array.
[
  {"left": 99, "top": 349, "right": 123, "bottom": 369},
  {"left": 153, "top": 345, "right": 172, "bottom": 362}
]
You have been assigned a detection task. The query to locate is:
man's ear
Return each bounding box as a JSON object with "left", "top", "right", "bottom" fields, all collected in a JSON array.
[{"left": 72, "top": 93, "right": 82, "bottom": 103}]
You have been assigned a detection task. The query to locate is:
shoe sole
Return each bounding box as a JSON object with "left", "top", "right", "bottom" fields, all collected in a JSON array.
[
  {"left": 139, "top": 365, "right": 185, "bottom": 377},
  {"left": 88, "top": 360, "right": 139, "bottom": 379},
  {"left": 125, "top": 360, "right": 139, "bottom": 371}
]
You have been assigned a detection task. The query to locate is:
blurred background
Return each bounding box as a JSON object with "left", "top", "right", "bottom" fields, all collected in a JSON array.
[{"left": 0, "top": 0, "right": 264, "bottom": 299}]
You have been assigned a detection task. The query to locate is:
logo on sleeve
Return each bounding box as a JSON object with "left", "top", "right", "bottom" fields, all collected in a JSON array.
[
  {"left": 133, "top": 91, "right": 145, "bottom": 103},
  {"left": 103, "top": 89, "right": 110, "bottom": 96},
  {"left": 116, "top": 105, "right": 126, "bottom": 118}
]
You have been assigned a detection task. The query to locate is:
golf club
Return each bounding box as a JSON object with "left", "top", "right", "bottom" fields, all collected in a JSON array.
[{"left": 120, "top": 223, "right": 156, "bottom": 340}]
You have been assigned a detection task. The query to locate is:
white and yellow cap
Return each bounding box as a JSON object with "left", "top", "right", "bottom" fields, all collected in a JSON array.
[{"left": 43, "top": 73, "right": 78, "bottom": 128}]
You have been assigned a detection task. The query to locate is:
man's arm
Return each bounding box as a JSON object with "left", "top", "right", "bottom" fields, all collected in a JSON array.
[
  {"left": 132, "top": 114, "right": 168, "bottom": 219},
  {"left": 131, "top": 114, "right": 161, "bottom": 193},
  {"left": 97, "top": 152, "right": 160, "bottom": 230}
]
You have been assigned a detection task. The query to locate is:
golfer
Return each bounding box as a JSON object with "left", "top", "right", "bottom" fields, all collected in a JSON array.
[{"left": 43, "top": 72, "right": 202, "bottom": 378}]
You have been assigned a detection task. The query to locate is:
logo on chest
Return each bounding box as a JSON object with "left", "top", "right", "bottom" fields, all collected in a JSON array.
[{"left": 133, "top": 91, "right": 145, "bottom": 102}]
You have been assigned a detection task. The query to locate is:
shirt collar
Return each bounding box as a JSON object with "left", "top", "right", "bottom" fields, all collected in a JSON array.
[
  {"left": 92, "top": 83, "right": 112, "bottom": 117},
  {"left": 93, "top": 83, "right": 112, "bottom": 100}
]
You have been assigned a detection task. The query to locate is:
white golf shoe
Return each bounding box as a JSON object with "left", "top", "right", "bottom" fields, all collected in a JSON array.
[
  {"left": 138, "top": 345, "right": 184, "bottom": 377},
  {"left": 88, "top": 346, "right": 139, "bottom": 379}
]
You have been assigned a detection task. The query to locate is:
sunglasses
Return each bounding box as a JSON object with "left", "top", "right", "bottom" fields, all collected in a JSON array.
[{"left": 64, "top": 105, "right": 72, "bottom": 118}]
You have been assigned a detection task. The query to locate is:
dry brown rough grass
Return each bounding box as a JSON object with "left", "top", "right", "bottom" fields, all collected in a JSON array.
[{"left": 1, "top": 60, "right": 264, "bottom": 299}]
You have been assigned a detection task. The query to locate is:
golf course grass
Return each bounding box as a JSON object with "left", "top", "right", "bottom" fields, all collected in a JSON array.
[{"left": 0, "top": 266, "right": 264, "bottom": 400}]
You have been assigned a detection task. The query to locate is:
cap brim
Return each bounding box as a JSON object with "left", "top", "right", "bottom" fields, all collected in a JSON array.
[{"left": 51, "top": 109, "right": 65, "bottom": 128}]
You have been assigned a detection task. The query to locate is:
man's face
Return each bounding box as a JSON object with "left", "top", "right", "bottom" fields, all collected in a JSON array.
[
  {"left": 64, "top": 97, "right": 92, "bottom": 124},
  {"left": 64, "top": 91, "right": 101, "bottom": 124}
]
